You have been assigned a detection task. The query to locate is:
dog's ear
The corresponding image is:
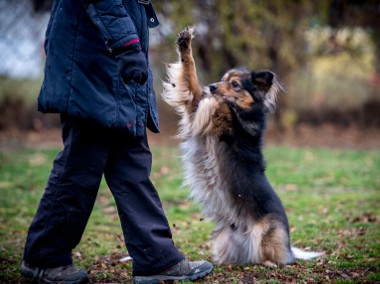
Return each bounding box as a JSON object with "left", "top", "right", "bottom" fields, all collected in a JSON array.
[
  {"left": 251, "top": 71, "right": 274, "bottom": 92},
  {"left": 251, "top": 70, "right": 284, "bottom": 112}
]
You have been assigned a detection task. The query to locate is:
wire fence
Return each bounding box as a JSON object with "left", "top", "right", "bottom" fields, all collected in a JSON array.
[{"left": 0, "top": 0, "right": 51, "bottom": 79}]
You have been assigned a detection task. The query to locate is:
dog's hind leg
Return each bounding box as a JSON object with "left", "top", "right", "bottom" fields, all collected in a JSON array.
[{"left": 260, "top": 218, "right": 295, "bottom": 267}]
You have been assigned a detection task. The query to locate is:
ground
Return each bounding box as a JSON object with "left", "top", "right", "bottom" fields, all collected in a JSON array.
[
  {"left": 1, "top": 123, "right": 380, "bottom": 151},
  {"left": 0, "top": 123, "right": 379, "bottom": 283}
]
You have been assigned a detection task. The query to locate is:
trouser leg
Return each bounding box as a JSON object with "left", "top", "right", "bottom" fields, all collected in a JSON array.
[
  {"left": 23, "top": 116, "right": 109, "bottom": 268},
  {"left": 104, "top": 134, "right": 184, "bottom": 276}
]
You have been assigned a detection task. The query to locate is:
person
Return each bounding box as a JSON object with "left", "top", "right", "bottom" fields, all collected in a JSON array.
[{"left": 20, "top": 0, "right": 213, "bottom": 283}]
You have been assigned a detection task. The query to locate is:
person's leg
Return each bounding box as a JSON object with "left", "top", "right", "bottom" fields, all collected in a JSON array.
[
  {"left": 23, "top": 116, "right": 109, "bottom": 268},
  {"left": 103, "top": 133, "right": 184, "bottom": 276}
]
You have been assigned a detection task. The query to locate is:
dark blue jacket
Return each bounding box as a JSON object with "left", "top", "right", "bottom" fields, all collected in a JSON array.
[{"left": 38, "top": 0, "right": 160, "bottom": 136}]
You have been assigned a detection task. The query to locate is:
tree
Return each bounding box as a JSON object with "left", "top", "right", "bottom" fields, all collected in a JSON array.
[
  {"left": 154, "top": 0, "right": 319, "bottom": 129},
  {"left": 326, "top": 0, "right": 380, "bottom": 99}
]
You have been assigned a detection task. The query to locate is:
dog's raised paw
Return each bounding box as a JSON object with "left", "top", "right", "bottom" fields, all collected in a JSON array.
[{"left": 177, "top": 27, "right": 194, "bottom": 49}]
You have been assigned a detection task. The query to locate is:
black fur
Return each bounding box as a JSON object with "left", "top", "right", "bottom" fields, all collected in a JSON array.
[{"left": 220, "top": 76, "right": 290, "bottom": 227}]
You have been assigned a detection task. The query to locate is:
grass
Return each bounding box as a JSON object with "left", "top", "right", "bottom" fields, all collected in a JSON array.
[{"left": 0, "top": 144, "right": 379, "bottom": 283}]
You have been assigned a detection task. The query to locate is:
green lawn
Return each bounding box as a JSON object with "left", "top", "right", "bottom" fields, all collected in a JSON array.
[{"left": 0, "top": 145, "right": 379, "bottom": 283}]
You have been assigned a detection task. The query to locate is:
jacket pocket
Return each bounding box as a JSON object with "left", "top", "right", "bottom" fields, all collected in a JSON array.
[{"left": 116, "top": 78, "right": 138, "bottom": 134}]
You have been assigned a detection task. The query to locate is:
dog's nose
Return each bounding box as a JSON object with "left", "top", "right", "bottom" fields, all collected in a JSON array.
[{"left": 209, "top": 84, "right": 217, "bottom": 93}]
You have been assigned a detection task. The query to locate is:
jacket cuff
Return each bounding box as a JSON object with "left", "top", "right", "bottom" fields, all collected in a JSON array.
[{"left": 112, "top": 39, "right": 141, "bottom": 56}]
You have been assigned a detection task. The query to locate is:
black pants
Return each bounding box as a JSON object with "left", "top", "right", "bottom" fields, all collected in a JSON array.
[{"left": 23, "top": 115, "right": 184, "bottom": 276}]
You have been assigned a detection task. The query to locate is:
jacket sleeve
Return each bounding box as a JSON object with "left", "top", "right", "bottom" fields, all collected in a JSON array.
[{"left": 81, "top": 0, "right": 140, "bottom": 54}]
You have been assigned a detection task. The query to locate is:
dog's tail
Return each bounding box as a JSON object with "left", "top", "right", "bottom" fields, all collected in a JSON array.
[{"left": 291, "top": 247, "right": 324, "bottom": 260}]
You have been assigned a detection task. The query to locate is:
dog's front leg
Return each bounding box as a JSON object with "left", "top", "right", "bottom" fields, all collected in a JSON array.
[{"left": 177, "top": 27, "right": 203, "bottom": 110}]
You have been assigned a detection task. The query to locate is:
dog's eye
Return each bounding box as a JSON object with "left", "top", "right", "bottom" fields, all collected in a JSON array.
[{"left": 230, "top": 81, "right": 240, "bottom": 89}]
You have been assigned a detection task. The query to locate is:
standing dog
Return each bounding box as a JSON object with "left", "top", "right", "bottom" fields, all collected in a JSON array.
[{"left": 162, "top": 27, "right": 322, "bottom": 267}]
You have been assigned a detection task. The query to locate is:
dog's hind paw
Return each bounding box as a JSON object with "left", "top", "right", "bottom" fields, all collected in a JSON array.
[
  {"left": 262, "top": 260, "right": 278, "bottom": 268},
  {"left": 177, "top": 27, "right": 194, "bottom": 50}
]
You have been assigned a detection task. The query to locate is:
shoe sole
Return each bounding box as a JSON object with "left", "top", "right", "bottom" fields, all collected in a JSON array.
[
  {"left": 21, "top": 272, "right": 88, "bottom": 284},
  {"left": 133, "top": 266, "right": 213, "bottom": 284},
  {"left": 20, "top": 263, "right": 88, "bottom": 284}
]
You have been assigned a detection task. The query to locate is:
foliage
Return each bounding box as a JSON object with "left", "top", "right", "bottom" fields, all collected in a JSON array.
[
  {"left": 153, "top": 1, "right": 379, "bottom": 79},
  {"left": 0, "top": 77, "right": 43, "bottom": 130},
  {"left": 154, "top": 1, "right": 321, "bottom": 81},
  {"left": 0, "top": 145, "right": 379, "bottom": 283},
  {"left": 152, "top": 0, "right": 379, "bottom": 129}
]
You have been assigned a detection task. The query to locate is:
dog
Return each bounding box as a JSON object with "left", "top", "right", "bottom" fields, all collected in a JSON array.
[{"left": 162, "top": 27, "right": 322, "bottom": 268}]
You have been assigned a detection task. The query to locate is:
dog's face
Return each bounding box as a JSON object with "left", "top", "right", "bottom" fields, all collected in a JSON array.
[
  {"left": 208, "top": 68, "right": 283, "bottom": 136},
  {"left": 209, "top": 68, "right": 281, "bottom": 113}
]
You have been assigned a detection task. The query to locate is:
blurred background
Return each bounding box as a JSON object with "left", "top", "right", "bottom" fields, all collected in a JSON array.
[{"left": 0, "top": 0, "right": 379, "bottom": 149}]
